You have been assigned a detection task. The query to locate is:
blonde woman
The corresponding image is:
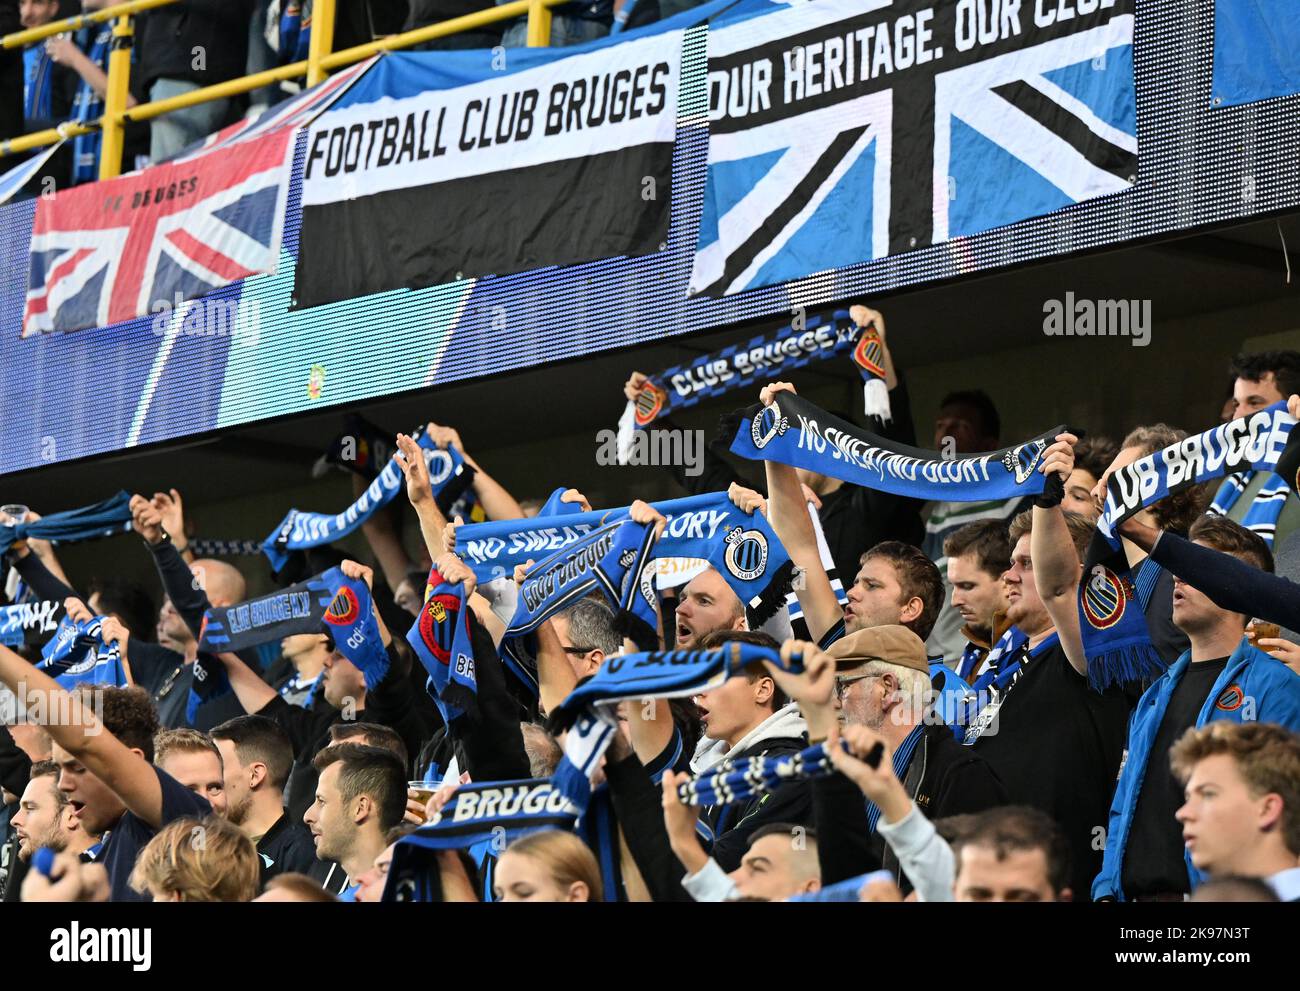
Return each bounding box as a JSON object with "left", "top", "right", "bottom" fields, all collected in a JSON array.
[
  {"left": 130, "top": 815, "right": 259, "bottom": 902},
  {"left": 493, "top": 830, "right": 603, "bottom": 903}
]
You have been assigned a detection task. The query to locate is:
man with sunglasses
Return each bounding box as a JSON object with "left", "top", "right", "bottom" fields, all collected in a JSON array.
[{"left": 767, "top": 626, "right": 1007, "bottom": 889}]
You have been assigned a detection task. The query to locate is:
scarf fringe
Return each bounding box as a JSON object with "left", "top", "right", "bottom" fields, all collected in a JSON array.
[
  {"left": 1087, "top": 641, "right": 1167, "bottom": 693},
  {"left": 616, "top": 402, "right": 637, "bottom": 465},
  {"left": 863, "top": 377, "right": 891, "bottom": 423},
  {"left": 746, "top": 557, "right": 796, "bottom": 630}
]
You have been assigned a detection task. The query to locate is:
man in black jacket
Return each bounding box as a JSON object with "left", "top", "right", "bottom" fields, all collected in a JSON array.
[{"left": 769, "top": 626, "right": 1007, "bottom": 890}]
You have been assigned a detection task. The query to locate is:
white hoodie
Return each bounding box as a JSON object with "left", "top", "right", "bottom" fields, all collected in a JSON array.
[{"left": 690, "top": 702, "right": 809, "bottom": 775}]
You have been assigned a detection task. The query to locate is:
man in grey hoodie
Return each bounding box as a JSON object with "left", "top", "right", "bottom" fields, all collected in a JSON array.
[{"left": 688, "top": 630, "right": 812, "bottom": 872}]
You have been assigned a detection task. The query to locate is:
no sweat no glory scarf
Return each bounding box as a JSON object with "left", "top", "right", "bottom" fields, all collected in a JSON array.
[
  {"left": 727, "top": 393, "right": 1061, "bottom": 503},
  {"left": 454, "top": 491, "right": 795, "bottom": 629},
  {"left": 498, "top": 519, "right": 661, "bottom": 695},
  {"left": 616, "top": 309, "right": 890, "bottom": 464},
  {"left": 262, "top": 430, "right": 471, "bottom": 571}
]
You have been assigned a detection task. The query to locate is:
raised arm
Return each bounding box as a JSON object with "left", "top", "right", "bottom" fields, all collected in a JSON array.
[
  {"left": 428, "top": 423, "right": 523, "bottom": 522},
  {"left": 1030, "top": 433, "right": 1087, "bottom": 677},
  {"left": 759, "top": 382, "right": 842, "bottom": 642},
  {"left": 0, "top": 643, "right": 166, "bottom": 828}
]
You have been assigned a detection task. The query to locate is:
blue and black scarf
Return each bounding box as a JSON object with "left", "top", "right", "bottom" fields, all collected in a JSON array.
[
  {"left": 1207, "top": 471, "right": 1290, "bottom": 548},
  {"left": 727, "top": 392, "right": 1060, "bottom": 503},
  {"left": 0, "top": 491, "right": 133, "bottom": 556},
  {"left": 547, "top": 641, "right": 803, "bottom": 812},
  {"left": 455, "top": 491, "right": 794, "bottom": 631},
  {"left": 0, "top": 599, "right": 63, "bottom": 648},
  {"left": 678, "top": 739, "right": 838, "bottom": 808},
  {"left": 39, "top": 617, "right": 128, "bottom": 689},
  {"left": 263, "top": 429, "right": 471, "bottom": 572},
  {"left": 498, "top": 519, "right": 661, "bottom": 693},
  {"left": 198, "top": 574, "right": 335, "bottom": 655},
  {"left": 616, "top": 309, "right": 889, "bottom": 463},
  {"left": 70, "top": 25, "right": 111, "bottom": 185},
  {"left": 1098, "top": 401, "right": 1296, "bottom": 540},
  {"left": 23, "top": 46, "right": 54, "bottom": 122},
  {"left": 406, "top": 564, "right": 479, "bottom": 724}
]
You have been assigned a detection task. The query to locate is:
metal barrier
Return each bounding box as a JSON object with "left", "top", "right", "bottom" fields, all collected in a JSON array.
[{"left": 1, "top": 0, "right": 567, "bottom": 180}]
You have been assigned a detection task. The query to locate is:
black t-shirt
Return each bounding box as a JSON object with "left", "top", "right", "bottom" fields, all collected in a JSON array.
[
  {"left": 970, "top": 638, "right": 1135, "bottom": 900},
  {"left": 101, "top": 766, "right": 211, "bottom": 902},
  {"left": 256, "top": 812, "right": 318, "bottom": 886},
  {"left": 1121, "top": 657, "right": 1228, "bottom": 897}
]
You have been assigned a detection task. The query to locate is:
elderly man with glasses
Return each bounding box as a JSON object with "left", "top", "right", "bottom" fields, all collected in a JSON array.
[{"left": 767, "top": 625, "right": 1009, "bottom": 892}]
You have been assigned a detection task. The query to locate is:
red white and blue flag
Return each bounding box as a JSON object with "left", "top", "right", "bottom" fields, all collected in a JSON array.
[
  {"left": 21, "top": 57, "right": 378, "bottom": 337},
  {"left": 23, "top": 126, "right": 294, "bottom": 336}
]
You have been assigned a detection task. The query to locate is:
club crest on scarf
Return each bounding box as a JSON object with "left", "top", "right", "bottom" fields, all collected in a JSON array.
[
  {"left": 633, "top": 383, "right": 664, "bottom": 427},
  {"left": 751, "top": 402, "right": 789, "bottom": 450},
  {"left": 723, "top": 526, "right": 768, "bottom": 582},
  {"left": 1001, "top": 439, "right": 1047, "bottom": 485},
  {"left": 407, "top": 565, "right": 478, "bottom": 724},
  {"left": 1081, "top": 563, "right": 1134, "bottom": 631},
  {"left": 324, "top": 585, "right": 361, "bottom": 627},
  {"left": 851, "top": 325, "right": 886, "bottom": 379}
]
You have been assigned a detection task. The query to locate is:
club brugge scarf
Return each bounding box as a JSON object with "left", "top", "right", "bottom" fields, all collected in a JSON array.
[
  {"left": 677, "top": 740, "right": 837, "bottom": 808},
  {"left": 1076, "top": 530, "right": 1167, "bottom": 691},
  {"left": 547, "top": 641, "right": 803, "bottom": 812},
  {"left": 616, "top": 310, "right": 889, "bottom": 464},
  {"left": 406, "top": 565, "right": 479, "bottom": 724},
  {"left": 0, "top": 600, "right": 63, "bottom": 648},
  {"left": 198, "top": 574, "right": 335, "bottom": 654},
  {"left": 38, "top": 617, "right": 128, "bottom": 689},
  {"left": 969, "top": 626, "right": 1030, "bottom": 693},
  {"left": 727, "top": 393, "right": 1060, "bottom": 503},
  {"left": 505, "top": 518, "right": 660, "bottom": 655},
  {"left": 1207, "top": 471, "right": 1290, "bottom": 547},
  {"left": 0, "top": 491, "right": 134, "bottom": 556},
  {"left": 1096, "top": 401, "right": 1297, "bottom": 541},
  {"left": 262, "top": 431, "right": 472, "bottom": 571},
  {"left": 385, "top": 779, "right": 580, "bottom": 901},
  {"left": 455, "top": 492, "right": 795, "bottom": 629},
  {"left": 320, "top": 569, "right": 390, "bottom": 690}
]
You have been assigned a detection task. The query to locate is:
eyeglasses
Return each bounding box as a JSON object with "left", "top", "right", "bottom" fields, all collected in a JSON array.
[
  {"left": 561, "top": 645, "right": 597, "bottom": 656},
  {"left": 833, "top": 672, "right": 885, "bottom": 702}
]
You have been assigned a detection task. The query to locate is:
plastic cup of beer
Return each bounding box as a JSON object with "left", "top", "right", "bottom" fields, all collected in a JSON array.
[
  {"left": 0, "top": 504, "right": 28, "bottom": 527},
  {"left": 408, "top": 781, "right": 437, "bottom": 823},
  {"left": 1247, "top": 621, "right": 1281, "bottom": 650}
]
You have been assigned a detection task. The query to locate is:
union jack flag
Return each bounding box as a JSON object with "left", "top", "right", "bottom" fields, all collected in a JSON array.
[
  {"left": 21, "top": 57, "right": 378, "bottom": 337},
  {"left": 691, "top": 0, "right": 1137, "bottom": 297},
  {"left": 23, "top": 127, "right": 294, "bottom": 336}
]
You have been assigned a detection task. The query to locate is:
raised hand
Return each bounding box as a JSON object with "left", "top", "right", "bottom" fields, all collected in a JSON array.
[
  {"left": 425, "top": 423, "right": 464, "bottom": 454},
  {"left": 394, "top": 432, "right": 432, "bottom": 507},
  {"left": 436, "top": 552, "right": 477, "bottom": 599},
  {"left": 727, "top": 482, "right": 767, "bottom": 517},
  {"left": 128, "top": 494, "right": 163, "bottom": 543},
  {"left": 559, "top": 489, "right": 592, "bottom": 513},
  {"left": 339, "top": 559, "right": 375, "bottom": 589},
  {"left": 849, "top": 305, "right": 886, "bottom": 340},
  {"left": 759, "top": 380, "right": 797, "bottom": 407},
  {"left": 151, "top": 488, "right": 185, "bottom": 542},
  {"left": 628, "top": 499, "right": 667, "bottom": 540},
  {"left": 1038, "top": 432, "right": 1079, "bottom": 484}
]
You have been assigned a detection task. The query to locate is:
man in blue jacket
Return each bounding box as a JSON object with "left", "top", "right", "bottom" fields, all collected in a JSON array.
[{"left": 1093, "top": 514, "right": 1300, "bottom": 901}]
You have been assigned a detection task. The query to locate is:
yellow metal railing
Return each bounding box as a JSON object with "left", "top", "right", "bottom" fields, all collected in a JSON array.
[{"left": 1, "top": 0, "right": 564, "bottom": 181}]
